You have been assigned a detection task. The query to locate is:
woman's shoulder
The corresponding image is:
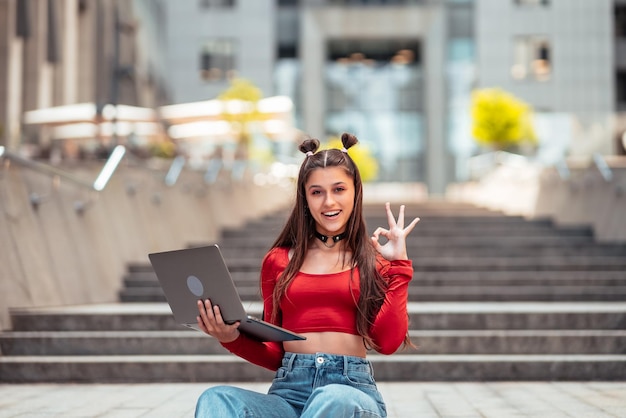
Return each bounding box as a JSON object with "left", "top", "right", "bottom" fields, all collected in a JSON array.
[{"left": 262, "top": 246, "right": 291, "bottom": 270}]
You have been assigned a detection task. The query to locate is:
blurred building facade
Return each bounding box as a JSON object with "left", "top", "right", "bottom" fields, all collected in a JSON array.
[
  {"left": 615, "top": 0, "right": 626, "bottom": 154},
  {"left": 164, "top": 0, "right": 622, "bottom": 194},
  {"left": 0, "top": 0, "right": 171, "bottom": 153},
  {"left": 1, "top": 0, "right": 624, "bottom": 193}
]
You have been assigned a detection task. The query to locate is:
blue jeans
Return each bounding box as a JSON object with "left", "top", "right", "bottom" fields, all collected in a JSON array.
[{"left": 195, "top": 352, "right": 387, "bottom": 417}]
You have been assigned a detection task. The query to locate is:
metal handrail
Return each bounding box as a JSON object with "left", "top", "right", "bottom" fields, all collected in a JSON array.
[
  {"left": 592, "top": 152, "right": 613, "bottom": 182},
  {"left": 554, "top": 159, "right": 570, "bottom": 181},
  {"left": 120, "top": 151, "right": 189, "bottom": 188},
  {"left": 0, "top": 144, "right": 126, "bottom": 191},
  {"left": 164, "top": 155, "right": 186, "bottom": 186},
  {"left": 467, "top": 150, "right": 533, "bottom": 169},
  {"left": 467, "top": 150, "right": 532, "bottom": 180}
]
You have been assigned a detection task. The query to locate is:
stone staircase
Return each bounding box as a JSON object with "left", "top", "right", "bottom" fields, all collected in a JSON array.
[{"left": 1, "top": 201, "right": 625, "bottom": 382}]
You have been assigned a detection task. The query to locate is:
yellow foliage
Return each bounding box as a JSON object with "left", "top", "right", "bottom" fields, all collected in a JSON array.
[
  {"left": 218, "top": 78, "right": 263, "bottom": 103},
  {"left": 471, "top": 87, "right": 537, "bottom": 150},
  {"left": 323, "top": 137, "right": 379, "bottom": 183},
  {"left": 149, "top": 141, "right": 177, "bottom": 159},
  {"left": 217, "top": 78, "right": 264, "bottom": 146}
]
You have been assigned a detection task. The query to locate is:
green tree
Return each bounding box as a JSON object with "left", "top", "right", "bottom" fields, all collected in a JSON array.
[{"left": 471, "top": 87, "right": 537, "bottom": 152}]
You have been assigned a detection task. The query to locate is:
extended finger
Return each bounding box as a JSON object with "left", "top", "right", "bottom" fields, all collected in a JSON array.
[
  {"left": 384, "top": 202, "right": 397, "bottom": 228},
  {"left": 397, "top": 205, "right": 406, "bottom": 229},
  {"left": 403, "top": 217, "right": 421, "bottom": 235}
]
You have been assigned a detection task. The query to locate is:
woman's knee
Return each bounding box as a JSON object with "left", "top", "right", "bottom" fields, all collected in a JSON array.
[
  {"left": 196, "top": 385, "right": 297, "bottom": 418},
  {"left": 195, "top": 385, "right": 245, "bottom": 415}
]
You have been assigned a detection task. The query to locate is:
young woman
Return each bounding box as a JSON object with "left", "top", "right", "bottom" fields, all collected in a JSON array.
[{"left": 195, "top": 133, "right": 420, "bottom": 418}]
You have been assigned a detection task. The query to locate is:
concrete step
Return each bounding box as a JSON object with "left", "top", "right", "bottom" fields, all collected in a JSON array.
[
  {"left": 186, "top": 256, "right": 626, "bottom": 272},
  {"left": 182, "top": 235, "right": 600, "bottom": 254},
  {"left": 410, "top": 257, "right": 626, "bottom": 272},
  {"left": 218, "top": 214, "right": 590, "bottom": 231},
  {"left": 123, "top": 270, "right": 626, "bottom": 288},
  {"left": 220, "top": 226, "right": 594, "bottom": 239},
  {"left": 1, "top": 354, "right": 624, "bottom": 383},
  {"left": 7, "top": 202, "right": 625, "bottom": 384},
  {"left": 119, "top": 287, "right": 260, "bottom": 303},
  {"left": 118, "top": 284, "right": 626, "bottom": 303},
  {"left": 224, "top": 235, "right": 601, "bottom": 249},
  {"left": 254, "top": 208, "right": 521, "bottom": 221},
  {"left": 412, "top": 271, "right": 626, "bottom": 285},
  {"left": 217, "top": 246, "right": 626, "bottom": 258},
  {"left": 7, "top": 303, "right": 626, "bottom": 331},
  {"left": 2, "top": 330, "right": 624, "bottom": 356},
  {"left": 231, "top": 213, "right": 555, "bottom": 229},
  {"left": 404, "top": 286, "right": 626, "bottom": 302},
  {"left": 129, "top": 254, "right": 626, "bottom": 274}
]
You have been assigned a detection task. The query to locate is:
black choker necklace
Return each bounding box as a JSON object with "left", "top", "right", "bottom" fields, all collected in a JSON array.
[{"left": 314, "top": 230, "right": 346, "bottom": 248}]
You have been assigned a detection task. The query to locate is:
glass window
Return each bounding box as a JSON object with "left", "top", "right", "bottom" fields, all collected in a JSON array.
[
  {"left": 326, "top": 0, "right": 425, "bottom": 5},
  {"left": 617, "top": 71, "right": 626, "bottom": 106},
  {"left": 514, "top": 0, "right": 549, "bottom": 6},
  {"left": 324, "top": 39, "right": 424, "bottom": 182},
  {"left": 616, "top": 4, "right": 626, "bottom": 37},
  {"left": 511, "top": 36, "right": 551, "bottom": 82},
  {"left": 199, "top": 0, "right": 236, "bottom": 9},
  {"left": 199, "top": 39, "right": 237, "bottom": 82}
]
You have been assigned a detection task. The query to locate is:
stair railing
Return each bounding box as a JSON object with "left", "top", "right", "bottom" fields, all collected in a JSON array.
[
  {"left": 0, "top": 144, "right": 126, "bottom": 214},
  {"left": 554, "top": 158, "right": 570, "bottom": 181},
  {"left": 467, "top": 150, "right": 532, "bottom": 180},
  {"left": 164, "top": 155, "right": 186, "bottom": 186},
  {"left": 592, "top": 152, "right": 613, "bottom": 183}
]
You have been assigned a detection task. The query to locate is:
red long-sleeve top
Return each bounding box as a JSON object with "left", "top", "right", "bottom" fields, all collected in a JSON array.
[{"left": 220, "top": 246, "right": 414, "bottom": 371}]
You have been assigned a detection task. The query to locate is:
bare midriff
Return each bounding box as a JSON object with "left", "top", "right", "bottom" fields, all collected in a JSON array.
[{"left": 283, "top": 332, "right": 367, "bottom": 358}]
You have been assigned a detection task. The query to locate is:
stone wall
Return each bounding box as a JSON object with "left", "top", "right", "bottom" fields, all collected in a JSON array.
[
  {"left": 447, "top": 157, "right": 626, "bottom": 243},
  {"left": 0, "top": 162, "right": 293, "bottom": 329}
]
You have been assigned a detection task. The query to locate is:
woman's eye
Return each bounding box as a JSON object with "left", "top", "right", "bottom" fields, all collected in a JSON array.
[{"left": 335, "top": 187, "right": 345, "bottom": 192}]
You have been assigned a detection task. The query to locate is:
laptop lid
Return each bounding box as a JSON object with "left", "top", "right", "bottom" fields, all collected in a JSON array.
[{"left": 148, "top": 244, "right": 305, "bottom": 342}]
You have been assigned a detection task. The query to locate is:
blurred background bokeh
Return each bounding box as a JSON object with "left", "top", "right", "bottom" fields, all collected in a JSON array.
[
  {"left": 1, "top": 0, "right": 626, "bottom": 326},
  {"left": 2, "top": 0, "right": 625, "bottom": 193}
]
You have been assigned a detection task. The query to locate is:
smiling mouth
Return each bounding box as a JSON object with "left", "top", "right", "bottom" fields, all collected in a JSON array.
[{"left": 323, "top": 210, "right": 341, "bottom": 218}]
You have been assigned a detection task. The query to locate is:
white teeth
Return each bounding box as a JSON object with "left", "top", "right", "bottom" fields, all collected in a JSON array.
[{"left": 324, "top": 211, "right": 340, "bottom": 216}]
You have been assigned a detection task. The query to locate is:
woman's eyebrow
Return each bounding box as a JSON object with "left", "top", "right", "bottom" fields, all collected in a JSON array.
[{"left": 308, "top": 181, "right": 347, "bottom": 190}]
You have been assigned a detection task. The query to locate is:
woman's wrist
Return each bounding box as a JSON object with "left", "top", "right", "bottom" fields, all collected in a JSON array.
[{"left": 219, "top": 330, "right": 241, "bottom": 344}]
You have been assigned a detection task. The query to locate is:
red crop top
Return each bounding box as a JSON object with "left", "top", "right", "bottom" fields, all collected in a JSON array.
[{"left": 220, "top": 246, "right": 414, "bottom": 371}]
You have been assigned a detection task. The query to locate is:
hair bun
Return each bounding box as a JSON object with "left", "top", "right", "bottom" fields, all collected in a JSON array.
[
  {"left": 341, "top": 133, "right": 358, "bottom": 150},
  {"left": 299, "top": 138, "right": 320, "bottom": 155}
]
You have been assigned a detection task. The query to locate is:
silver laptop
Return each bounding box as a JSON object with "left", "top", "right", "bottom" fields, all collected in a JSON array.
[{"left": 148, "top": 244, "right": 306, "bottom": 342}]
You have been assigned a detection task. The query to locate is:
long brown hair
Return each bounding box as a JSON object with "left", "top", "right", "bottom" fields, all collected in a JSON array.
[{"left": 269, "top": 133, "right": 406, "bottom": 351}]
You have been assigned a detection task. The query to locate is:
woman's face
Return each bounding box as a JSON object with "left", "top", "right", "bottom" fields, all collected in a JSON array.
[{"left": 304, "top": 166, "right": 355, "bottom": 236}]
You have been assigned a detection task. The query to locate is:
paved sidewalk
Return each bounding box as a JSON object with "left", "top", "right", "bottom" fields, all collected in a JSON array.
[{"left": 0, "top": 382, "right": 624, "bottom": 417}]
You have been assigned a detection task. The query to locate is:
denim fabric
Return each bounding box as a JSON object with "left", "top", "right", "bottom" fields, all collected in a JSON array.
[{"left": 195, "top": 352, "right": 387, "bottom": 418}]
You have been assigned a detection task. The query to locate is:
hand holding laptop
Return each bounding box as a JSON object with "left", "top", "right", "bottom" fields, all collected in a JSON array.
[
  {"left": 148, "top": 244, "right": 305, "bottom": 342},
  {"left": 196, "top": 298, "right": 240, "bottom": 343}
]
